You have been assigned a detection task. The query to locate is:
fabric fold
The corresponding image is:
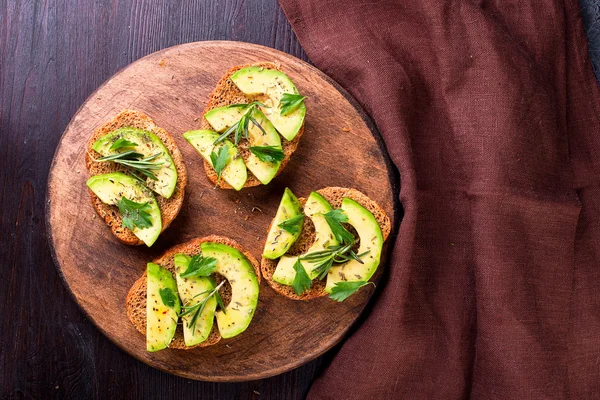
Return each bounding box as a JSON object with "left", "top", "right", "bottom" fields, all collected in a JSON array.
[{"left": 277, "top": 0, "right": 600, "bottom": 398}]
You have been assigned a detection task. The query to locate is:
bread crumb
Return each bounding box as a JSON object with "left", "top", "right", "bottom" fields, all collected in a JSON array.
[
  {"left": 244, "top": 215, "right": 249, "bottom": 221},
  {"left": 159, "top": 59, "right": 166, "bottom": 67},
  {"left": 342, "top": 127, "right": 351, "bottom": 132}
]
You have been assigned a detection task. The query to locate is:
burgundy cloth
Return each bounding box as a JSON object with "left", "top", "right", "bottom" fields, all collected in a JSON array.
[{"left": 277, "top": 0, "right": 600, "bottom": 398}]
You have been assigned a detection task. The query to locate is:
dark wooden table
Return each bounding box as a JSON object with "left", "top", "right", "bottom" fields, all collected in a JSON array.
[
  {"left": 0, "top": 1, "right": 335, "bottom": 399},
  {"left": 3, "top": 1, "right": 600, "bottom": 399}
]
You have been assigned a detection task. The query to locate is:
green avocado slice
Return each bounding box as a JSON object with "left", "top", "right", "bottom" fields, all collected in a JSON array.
[
  {"left": 230, "top": 66, "right": 305, "bottom": 141},
  {"left": 272, "top": 192, "right": 339, "bottom": 285},
  {"left": 200, "top": 242, "right": 260, "bottom": 339},
  {"left": 86, "top": 172, "right": 162, "bottom": 247},
  {"left": 173, "top": 254, "right": 217, "bottom": 347},
  {"left": 92, "top": 127, "right": 178, "bottom": 199},
  {"left": 263, "top": 188, "right": 303, "bottom": 260},
  {"left": 183, "top": 130, "right": 248, "bottom": 190},
  {"left": 146, "top": 262, "right": 180, "bottom": 352},
  {"left": 325, "top": 198, "right": 383, "bottom": 293},
  {"left": 204, "top": 105, "right": 282, "bottom": 185}
]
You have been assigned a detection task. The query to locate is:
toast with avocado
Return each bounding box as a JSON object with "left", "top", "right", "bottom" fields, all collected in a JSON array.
[
  {"left": 126, "top": 235, "right": 261, "bottom": 351},
  {"left": 184, "top": 62, "right": 306, "bottom": 190},
  {"left": 85, "top": 110, "right": 187, "bottom": 246},
  {"left": 261, "top": 187, "right": 391, "bottom": 301}
]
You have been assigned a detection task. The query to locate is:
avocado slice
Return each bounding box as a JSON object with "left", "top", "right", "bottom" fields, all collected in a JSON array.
[
  {"left": 86, "top": 172, "right": 162, "bottom": 246},
  {"left": 204, "top": 105, "right": 282, "bottom": 185},
  {"left": 92, "top": 127, "right": 178, "bottom": 199},
  {"left": 230, "top": 66, "right": 306, "bottom": 141},
  {"left": 173, "top": 254, "right": 217, "bottom": 347},
  {"left": 146, "top": 262, "right": 181, "bottom": 352},
  {"left": 263, "top": 188, "right": 303, "bottom": 260},
  {"left": 183, "top": 130, "right": 248, "bottom": 190},
  {"left": 272, "top": 192, "right": 339, "bottom": 285},
  {"left": 200, "top": 242, "right": 260, "bottom": 339},
  {"left": 325, "top": 198, "right": 384, "bottom": 293}
]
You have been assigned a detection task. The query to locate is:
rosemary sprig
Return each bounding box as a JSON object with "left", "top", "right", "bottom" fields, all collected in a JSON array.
[
  {"left": 96, "top": 150, "right": 163, "bottom": 180},
  {"left": 180, "top": 280, "right": 225, "bottom": 334},
  {"left": 213, "top": 101, "right": 269, "bottom": 146},
  {"left": 299, "top": 241, "right": 370, "bottom": 280}
]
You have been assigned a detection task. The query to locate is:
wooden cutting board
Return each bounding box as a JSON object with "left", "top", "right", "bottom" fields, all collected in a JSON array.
[{"left": 46, "top": 41, "right": 399, "bottom": 382}]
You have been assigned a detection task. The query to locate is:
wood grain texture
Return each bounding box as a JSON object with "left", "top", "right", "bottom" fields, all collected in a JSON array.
[
  {"left": 0, "top": 1, "right": 325, "bottom": 399},
  {"left": 46, "top": 41, "right": 397, "bottom": 382}
]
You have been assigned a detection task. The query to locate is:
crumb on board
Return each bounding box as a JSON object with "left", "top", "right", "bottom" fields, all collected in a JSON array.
[{"left": 342, "top": 127, "right": 351, "bottom": 132}]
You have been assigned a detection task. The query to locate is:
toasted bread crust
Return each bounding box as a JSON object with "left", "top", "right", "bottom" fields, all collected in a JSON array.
[
  {"left": 200, "top": 62, "right": 304, "bottom": 189},
  {"left": 126, "top": 235, "right": 261, "bottom": 350},
  {"left": 261, "top": 188, "right": 391, "bottom": 300},
  {"left": 86, "top": 110, "right": 187, "bottom": 246}
]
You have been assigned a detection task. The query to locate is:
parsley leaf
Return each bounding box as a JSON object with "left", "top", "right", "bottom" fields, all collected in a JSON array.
[
  {"left": 292, "top": 260, "right": 312, "bottom": 295},
  {"left": 109, "top": 138, "right": 138, "bottom": 151},
  {"left": 323, "top": 209, "right": 355, "bottom": 244},
  {"left": 159, "top": 287, "right": 178, "bottom": 308},
  {"left": 280, "top": 93, "right": 306, "bottom": 116},
  {"left": 278, "top": 214, "right": 304, "bottom": 235},
  {"left": 180, "top": 255, "right": 218, "bottom": 278},
  {"left": 117, "top": 197, "right": 153, "bottom": 230},
  {"left": 210, "top": 146, "right": 231, "bottom": 182},
  {"left": 249, "top": 146, "right": 285, "bottom": 163},
  {"left": 329, "top": 281, "right": 375, "bottom": 302}
]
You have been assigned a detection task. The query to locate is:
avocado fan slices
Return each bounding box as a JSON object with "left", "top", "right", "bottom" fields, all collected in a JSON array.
[
  {"left": 184, "top": 62, "right": 306, "bottom": 190},
  {"left": 86, "top": 110, "right": 187, "bottom": 247},
  {"left": 261, "top": 187, "right": 391, "bottom": 301}
]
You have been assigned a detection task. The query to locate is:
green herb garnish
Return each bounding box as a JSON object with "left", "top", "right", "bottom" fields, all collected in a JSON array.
[
  {"left": 300, "top": 241, "right": 370, "bottom": 280},
  {"left": 214, "top": 290, "right": 227, "bottom": 315},
  {"left": 279, "top": 93, "right": 306, "bottom": 116},
  {"left": 117, "top": 197, "right": 153, "bottom": 230},
  {"left": 159, "top": 287, "right": 178, "bottom": 308},
  {"left": 329, "top": 281, "right": 375, "bottom": 302},
  {"left": 109, "top": 138, "right": 138, "bottom": 151},
  {"left": 210, "top": 146, "right": 231, "bottom": 183},
  {"left": 323, "top": 209, "right": 355, "bottom": 244},
  {"left": 292, "top": 260, "right": 312, "bottom": 295},
  {"left": 180, "top": 255, "right": 218, "bottom": 279},
  {"left": 207, "top": 276, "right": 226, "bottom": 315},
  {"left": 180, "top": 280, "right": 225, "bottom": 333},
  {"left": 249, "top": 145, "right": 285, "bottom": 163},
  {"left": 96, "top": 150, "right": 163, "bottom": 180},
  {"left": 278, "top": 214, "right": 304, "bottom": 235},
  {"left": 213, "top": 101, "right": 269, "bottom": 146}
]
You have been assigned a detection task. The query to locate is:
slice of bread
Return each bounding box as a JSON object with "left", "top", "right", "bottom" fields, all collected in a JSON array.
[
  {"left": 126, "top": 235, "right": 261, "bottom": 350},
  {"left": 199, "top": 62, "right": 305, "bottom": 189},
  {"left": 85, "top": 110, "right": 187, "bottom": 246},
  {"left": 261, "top": 187, "right": 391, "bottom": 301}
]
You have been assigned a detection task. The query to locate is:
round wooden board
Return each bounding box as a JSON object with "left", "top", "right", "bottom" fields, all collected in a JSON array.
[{"left": 46, "top": 41, "right": 398, "bottom": 382}]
